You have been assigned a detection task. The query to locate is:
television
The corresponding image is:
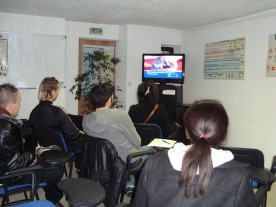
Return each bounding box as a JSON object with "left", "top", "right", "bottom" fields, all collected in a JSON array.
[{"left": 142, "top": 53, "right": 185, "bottom": 84}]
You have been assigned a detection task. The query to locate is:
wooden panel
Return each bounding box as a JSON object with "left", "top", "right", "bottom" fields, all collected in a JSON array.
[{"left": 78, "top": 39, "right": 116, "bottom": 115}]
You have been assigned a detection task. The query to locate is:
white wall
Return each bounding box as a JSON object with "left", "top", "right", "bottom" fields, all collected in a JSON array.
[
  {"left": 182, "top": 11, "right": 276, "bottom": 167},
  {"left": 116, "top": 25, "right": 183, "bottom": 110},
  {"left": 2, "top": 10, "right": 276, "bottom": 167},
  {"left": 0, "top": 12, "right": 66, "bottom": 119}
]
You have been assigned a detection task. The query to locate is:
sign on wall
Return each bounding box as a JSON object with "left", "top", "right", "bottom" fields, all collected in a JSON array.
[
  {"left": 266, "top": 34, "right": 276, "bottom": 77},
  {"left": 204, "top": 38, "right": 245, "bottom": 80},
  {"left": 0, "top": 38, "right": 8, "bottom": 78}
]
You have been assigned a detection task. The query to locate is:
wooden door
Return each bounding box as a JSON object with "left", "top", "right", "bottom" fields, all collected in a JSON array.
[{"left": 78, "top": 39, "right": 116, "bottom": 115}]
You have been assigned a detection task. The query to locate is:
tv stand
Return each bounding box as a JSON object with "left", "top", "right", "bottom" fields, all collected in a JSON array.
[{"left": 157, "top": 83, "right": 183, "bottom": 122}]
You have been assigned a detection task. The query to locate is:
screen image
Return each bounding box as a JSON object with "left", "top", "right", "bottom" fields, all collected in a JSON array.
[{"left": 142, "top": 54, "right": 185, "bottom": 84}]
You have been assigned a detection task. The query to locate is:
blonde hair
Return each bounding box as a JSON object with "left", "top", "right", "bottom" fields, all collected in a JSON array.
[{"left": 38, "top": 77, "right": 59, "bottom": 101}]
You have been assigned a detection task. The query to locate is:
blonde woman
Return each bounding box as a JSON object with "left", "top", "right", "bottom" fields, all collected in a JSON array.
[{"left": 30, "top": 77, "right": 84, "bottom": 168}]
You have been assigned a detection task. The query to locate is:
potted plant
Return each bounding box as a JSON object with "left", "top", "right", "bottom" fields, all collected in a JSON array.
[{"left": 70, "top": 50, "right": 122, "bottom": 113}]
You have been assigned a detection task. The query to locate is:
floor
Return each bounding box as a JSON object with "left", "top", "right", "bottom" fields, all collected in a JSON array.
[{"left": 3, "top": 167, "right": 276, "bottom": 207}]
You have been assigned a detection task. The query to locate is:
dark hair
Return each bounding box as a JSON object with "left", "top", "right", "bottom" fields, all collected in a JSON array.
[
  {"left": 179, "top": 99, "right": 229, "bottom": 198},
  {"left": 38, "top": 77, "right": 59, "bottom": 100},
  {"left": 0, "top": 83, "right": 19, "bottom": 108},
  {"left": 89, "top": 83, "right": 114, "bottom": 109},
  {"left": 137, "top": 80, "right": 159, "bottom": 106}
]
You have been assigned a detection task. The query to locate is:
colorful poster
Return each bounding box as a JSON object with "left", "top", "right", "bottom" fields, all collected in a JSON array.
[
  {"left": 204, "top": 38, "right": 245, "bottom": 80},
  {"left": 0, "top": 38, "right": 8, "bottom": 78},
  {"left": 266, "top": 34, "right": 276, "bottom": 77}
]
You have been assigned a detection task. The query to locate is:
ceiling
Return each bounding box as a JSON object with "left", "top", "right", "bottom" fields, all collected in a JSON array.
[{"left": 0, "top": 0, "right": 276, "bottom": 30}]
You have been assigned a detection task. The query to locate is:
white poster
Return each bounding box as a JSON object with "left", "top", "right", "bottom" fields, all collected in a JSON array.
[
  {"left": 204, "top": 38, "right": 245, "bottom": 80},
  {"left": 0, "top": 38, "right": 8, "bottom": 78},
  {"left": 266, "top": 34, "right": 276, "bottom": 77},
  {"left": 82, "top": 45, "right": 115, "bottom": 83}
]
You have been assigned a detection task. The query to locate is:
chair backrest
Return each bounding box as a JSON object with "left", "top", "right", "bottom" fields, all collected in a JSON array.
[
  {"left": 218, "top": 146, "right": 264, "bottom": 168},
  {"left": 134, "top": 123, "right": 162, "bottom": 146},
  {"left": 67, "top": 114, "right": 83, "bottom": 131},
  {"left": 33, "top": 128, "right": 67, "bottom": 152},
  {"left": 80, "top": 135, "right": 127, "bottom": 207},
  {"left": 0, "top": 165, "right": 43, "bottom": 206}
]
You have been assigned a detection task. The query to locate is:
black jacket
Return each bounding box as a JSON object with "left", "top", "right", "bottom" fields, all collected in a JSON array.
[
  {"left": 80, "top": 135, "right": 127, "bottom": 207},
  {"left": 30, "top": 101, "right": 83, "bottom": 151},
  {"left": 129, "top": 103, "right": 176, "bottom": 138},
  {"left": 131, "top": 152, "right": 256, "bottom": 207},
  {"left": 0, "top": 114, "right": 33, "bottom": 175}
]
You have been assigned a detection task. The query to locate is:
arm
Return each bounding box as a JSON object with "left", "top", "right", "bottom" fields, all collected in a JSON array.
[
  {"left": 234, "top": 167, "right": 256, "bottom": 207},
  {"left": 0, "top": 120, "right": 34, "bottom": 172},
  {"left": 120, "top": 111, "right": 141, "bottom": 147},
  {"left": 56, "top": 107, "right": 84, "bottom": 142}
]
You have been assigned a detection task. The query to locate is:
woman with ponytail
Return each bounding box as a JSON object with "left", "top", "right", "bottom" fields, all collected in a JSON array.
[
  {"left": 131, "top": 99, "right": 255, "bottom": 207},
  {"left": 128, "top": 80, "right": 181, "bottom": 138}
]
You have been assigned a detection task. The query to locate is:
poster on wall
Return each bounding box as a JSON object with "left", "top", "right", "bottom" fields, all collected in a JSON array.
[
  {"left": 0, "top": 38, "right": 8, "bottom": 78},
  {"left": 204, "top": 38, "right": 245, "bottom": 80},
  {"left": 82, "top": 44, "right": 114, "bottom": 73},
  {"left": 266, "top": 34, "right": 276, "bottom": 77}
]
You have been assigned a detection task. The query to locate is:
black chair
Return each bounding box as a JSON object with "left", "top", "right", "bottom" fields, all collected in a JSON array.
[
  {"left": 270, "top": 155, "right": 276, "bottom": 174},
  {"left": 67, "top": 114, "right": 83, "bottom": 131},
  {"left": 0, "top": 165, "right": 44, "bottom": 206},
  {"left": 80, "top": 135, "right": 155, "bottom": 207},
  {"left": 33, "top": 128, "right": 74, "bottom": 178},
  {"left": 58, "top": 178, "right": 105, "bottom": 207},
  {"left": 218, "top": 146, "right": 275, "bottom": 207},
  {"left": 134, "top": 123, "right": 162, "bottom": 146}
]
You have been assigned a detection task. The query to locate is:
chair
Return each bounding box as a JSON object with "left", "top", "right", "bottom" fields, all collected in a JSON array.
[
  {"left": 80, "top": 135, "right": 155, "bottom": 207},
  {"left": 218, "top": 146, "right": 275, "bottom": 207},
  {"left": 12, "top": 200, "right": 55, "bottom": 207},
  {"left": 67, "top": 114, "right": 83, "bottom": 131},
  {"left": 134, "top": 123, "right": 162, "bottom": 146},
  {"left": 58, "top": 178, "right": 105, "bottom": 207},
  {"left": 0, "top": 164, "right": 44, "bottom": 206},
  {"left": 33, "top": 128, "right": 75, "bottom": 178},
  {"left": 270, "top": 155, "right": 276, "bottom": 174}
]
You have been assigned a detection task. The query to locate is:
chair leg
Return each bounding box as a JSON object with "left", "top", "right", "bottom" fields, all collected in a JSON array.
[
  {"left": 63, "top": 163, "right": 68, "bottom": 177},
  {"left": 69, "top": 159, "right": 73, "bottom": 178}
]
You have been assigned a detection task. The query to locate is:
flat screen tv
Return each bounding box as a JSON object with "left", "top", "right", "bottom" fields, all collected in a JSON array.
[{"left": 142, "top": 53, "right": 185, "bottom": 84}]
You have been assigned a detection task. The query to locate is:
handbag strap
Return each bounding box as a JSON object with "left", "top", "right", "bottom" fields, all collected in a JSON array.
[{"left": 144, "top": 104, "right": 159, "bottom": 124}]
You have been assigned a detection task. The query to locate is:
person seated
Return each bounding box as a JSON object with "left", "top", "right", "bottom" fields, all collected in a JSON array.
[
  {"left": 82, "top": 82, "right": 142, "bottom": 164},
  {"left": 128, "top": 80, "right": 181, "bottom": 138},
  {"left": 29, "top": 77, "right": 84, "bottom": 168},
  {"left": 131, "top": 99, "right": 256, "bottom": 207},
  {"left": 0, "top": 83, "right": 64, "bottom": 206}
]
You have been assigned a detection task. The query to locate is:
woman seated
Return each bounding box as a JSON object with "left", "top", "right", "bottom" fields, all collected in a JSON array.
[
  {"left": 131, "top": 99, "right": 256, "bottom": 207},
  {"left": 128, "top": 80, "right": 181, "bottom": 138}
]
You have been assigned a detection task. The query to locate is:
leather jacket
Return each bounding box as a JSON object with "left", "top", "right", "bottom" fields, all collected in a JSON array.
[
  {"left": 132, "top": 151, "right": 256, "bottom": 207},
  {"left": 80, "top": 136, "right": 127, "bottom": 207},
  {"left": 0, "top": 114, "right": 34, "bottom": 175}
]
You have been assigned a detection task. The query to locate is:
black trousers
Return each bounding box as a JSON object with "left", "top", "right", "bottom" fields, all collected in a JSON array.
[{"left": 40, "top": 163, "right": 64, "bottom": 204}]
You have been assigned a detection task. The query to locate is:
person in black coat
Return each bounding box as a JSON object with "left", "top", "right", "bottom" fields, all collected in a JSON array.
[
  {"left": 131, "top": 100, "right": 256, "bottom": 207},
  {"left": 128, "top": 80, "right": 181, "bottom": 138},
  {"left": 29, "top": 77, "right": 84, "bottom": 168},
  {"left": 0, "top": 83, "right": 64, "bottom": 205}
]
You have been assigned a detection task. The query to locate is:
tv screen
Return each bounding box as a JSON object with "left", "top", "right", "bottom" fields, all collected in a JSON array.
[{"left": 142, "top": 53, "right": 185, "bottom": 84}]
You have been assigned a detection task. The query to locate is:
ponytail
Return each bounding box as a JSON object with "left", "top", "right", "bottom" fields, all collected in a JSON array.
[
  {"left": 180, "top": 99, "right": 228, "bottom": 198},
  {"left": 179, "top": 137, "right": 213, "bottom": 197}
]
